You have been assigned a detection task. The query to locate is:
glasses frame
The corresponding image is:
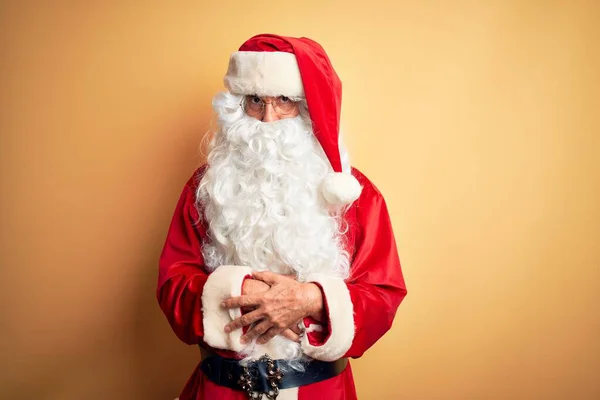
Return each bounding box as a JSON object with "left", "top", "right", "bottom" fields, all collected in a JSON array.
[{"left": 240, "top": 95, "right": 301, "bottom": 118}]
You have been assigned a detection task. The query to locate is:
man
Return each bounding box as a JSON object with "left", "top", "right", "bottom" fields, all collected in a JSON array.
[{"left": 158, "top": 34, "right": 407, "bottom": 400}]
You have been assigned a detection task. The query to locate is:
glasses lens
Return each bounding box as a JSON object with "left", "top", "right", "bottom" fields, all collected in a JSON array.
[
  {"left": 274, "top": 97, "right": 297, "bottom": 114},
  {"left": 244, "top": 96, "right": 264, "bottom": 115}
]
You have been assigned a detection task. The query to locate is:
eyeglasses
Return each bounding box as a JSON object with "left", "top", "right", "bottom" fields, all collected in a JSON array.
[{"left": 241, "top": 95, "right": 300, "bottom": 118}]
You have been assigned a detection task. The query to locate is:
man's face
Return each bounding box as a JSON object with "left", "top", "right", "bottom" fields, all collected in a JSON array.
[{"left": 242, "top": 95, "right": 301, "bottom": 122}]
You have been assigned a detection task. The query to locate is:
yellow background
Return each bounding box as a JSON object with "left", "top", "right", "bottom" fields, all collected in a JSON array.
[{"left": 1, "top": 1, "right": 599, "bottom": 399}]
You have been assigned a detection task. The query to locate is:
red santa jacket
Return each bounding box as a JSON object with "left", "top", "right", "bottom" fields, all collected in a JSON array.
[{"left": 157, "top": 166, "right": 407, "bottom": 400}]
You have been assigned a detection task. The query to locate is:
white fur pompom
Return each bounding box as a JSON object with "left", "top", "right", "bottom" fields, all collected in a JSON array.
[{"left": 321, "top": 172, "right": 362, "bottom": 206}]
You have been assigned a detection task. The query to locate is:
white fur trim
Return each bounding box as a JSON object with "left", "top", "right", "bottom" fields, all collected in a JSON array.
[
  {"left": 276, "top": 387, "right": 298, "bottom": 400},
  {"left": 321, "top": 172, "right": 362, "bottom": 206},
  {"left": 224, "top": 51, "right": 304, "bottom": 97},
  {"left": 305, "top": 323, "right": 324, "bottom": 334},
  {"left": 201, "top": 265, "right": 252, "bottom": 352},
  {"left": 301, "top": 275, "right": 355, "bottom": 361}
]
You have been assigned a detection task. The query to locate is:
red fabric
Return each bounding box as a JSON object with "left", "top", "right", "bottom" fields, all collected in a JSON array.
[
  {"left": 238, "top": 34, "right": 344, "bottom": 173},
  {"left": 157, "top": 166, "right": 407, "bottom": 399}
]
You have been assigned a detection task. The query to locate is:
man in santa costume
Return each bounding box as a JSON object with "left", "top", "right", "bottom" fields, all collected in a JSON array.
[{"left": 158, "top": 34, "right": 407, "bottom": 400}]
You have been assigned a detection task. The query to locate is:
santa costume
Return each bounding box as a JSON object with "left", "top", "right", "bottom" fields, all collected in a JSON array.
[{"left": 157, "top": 34, "right": 407, "bottom": 400}]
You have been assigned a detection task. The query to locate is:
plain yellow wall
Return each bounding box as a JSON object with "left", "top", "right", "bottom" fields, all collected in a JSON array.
[{"left": 1, "top": 1, "right": 599, "bottom": 399}]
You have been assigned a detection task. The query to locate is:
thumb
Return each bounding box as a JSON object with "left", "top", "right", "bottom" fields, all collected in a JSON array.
[{"left": 252, "top": 270, "right": 281, "bottom": 285}]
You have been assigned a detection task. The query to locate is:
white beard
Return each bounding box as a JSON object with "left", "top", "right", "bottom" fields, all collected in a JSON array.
[
  {"left": 196, "top": 92, "right": 349, "bottom": 366},
  {"left": 197, "top": 92, "right": 349, "bottom": 281}
]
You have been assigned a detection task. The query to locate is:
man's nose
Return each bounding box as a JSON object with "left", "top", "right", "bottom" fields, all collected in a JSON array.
[{"left": 261, "top": 103, "right": 279, "bottom": 122}]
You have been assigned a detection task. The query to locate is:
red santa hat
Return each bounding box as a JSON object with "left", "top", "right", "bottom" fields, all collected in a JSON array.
[{"left": 223, "top": 33, "right": 362, "bottom": 206}]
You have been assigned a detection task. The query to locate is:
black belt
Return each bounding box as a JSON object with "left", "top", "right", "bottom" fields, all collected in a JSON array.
[{"left": 199, "top": 348, "right": 348, "bottom": 397}]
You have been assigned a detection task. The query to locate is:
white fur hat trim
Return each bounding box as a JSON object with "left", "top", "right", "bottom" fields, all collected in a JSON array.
[{"left": 224, "top": 51, "right": 304, "bottom": 97}]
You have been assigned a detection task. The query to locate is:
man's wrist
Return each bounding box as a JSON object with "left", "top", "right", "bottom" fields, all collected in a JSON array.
[{"left": 305, "top": 283, "right": 325, "bottom": 322}]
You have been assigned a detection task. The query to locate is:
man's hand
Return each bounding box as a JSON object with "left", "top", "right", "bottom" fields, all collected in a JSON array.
[
  {"left": 242, "top": 278, "right": 270, "bottom": 295},
  {"left": 239, "top": 274, "right": 305, "bottom": 342},
  {"left": 241, "top": 278, "right": 269, "bottom": 313},
  {"left": 222, "top": 271, "right": 324, "bottom": 345}
]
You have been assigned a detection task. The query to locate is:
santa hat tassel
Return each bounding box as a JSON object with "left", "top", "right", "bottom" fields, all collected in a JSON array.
[{"left": 321, "top": 172, "right": 362, "bottom": 206}]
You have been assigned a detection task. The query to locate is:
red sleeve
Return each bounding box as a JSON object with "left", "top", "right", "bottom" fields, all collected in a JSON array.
[
  {"left": 301, "top": 170, "right": 407, "bottom": 360},
  {"left": 343, "top": 176, "right": 407, "bottom": 358},
  {"left": 157, "top": 169, "right": 208, "bottom": 345}
]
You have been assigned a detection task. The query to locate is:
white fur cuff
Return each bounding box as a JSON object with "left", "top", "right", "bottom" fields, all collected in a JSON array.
[
  {"left": 202, "top": 265, "right": 253, "bottom": 352},
  {"left": 301, "top": 275, "right": 355, "bottom": 361},
  {"left": 224, "top": 51, "right": 305, "bottom": 97}
]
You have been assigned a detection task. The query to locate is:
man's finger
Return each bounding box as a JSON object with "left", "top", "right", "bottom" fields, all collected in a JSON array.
[
  {"left": 221, "top": 294, "right": 261, "bottom": 309},
  {"left": 240, "top": 305, "right": 256, "bottom": 314},
  {"left": 224, "top": 310, "right": 262, "bottom": 333},
  {"left": 241, "top": 320, "right": 271, "bottom": 344},
  {"left": 281, "top": 329, "right": 300, "bottom": 342},
  {"left": 290, "top": 322, "right": 303, "bottom": 335},
  {"left": 252, "top": 271, "right": 281, "bottom": 285},
  {"left": 257, "top": 327, "right": 283, "bottom": 345}
]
